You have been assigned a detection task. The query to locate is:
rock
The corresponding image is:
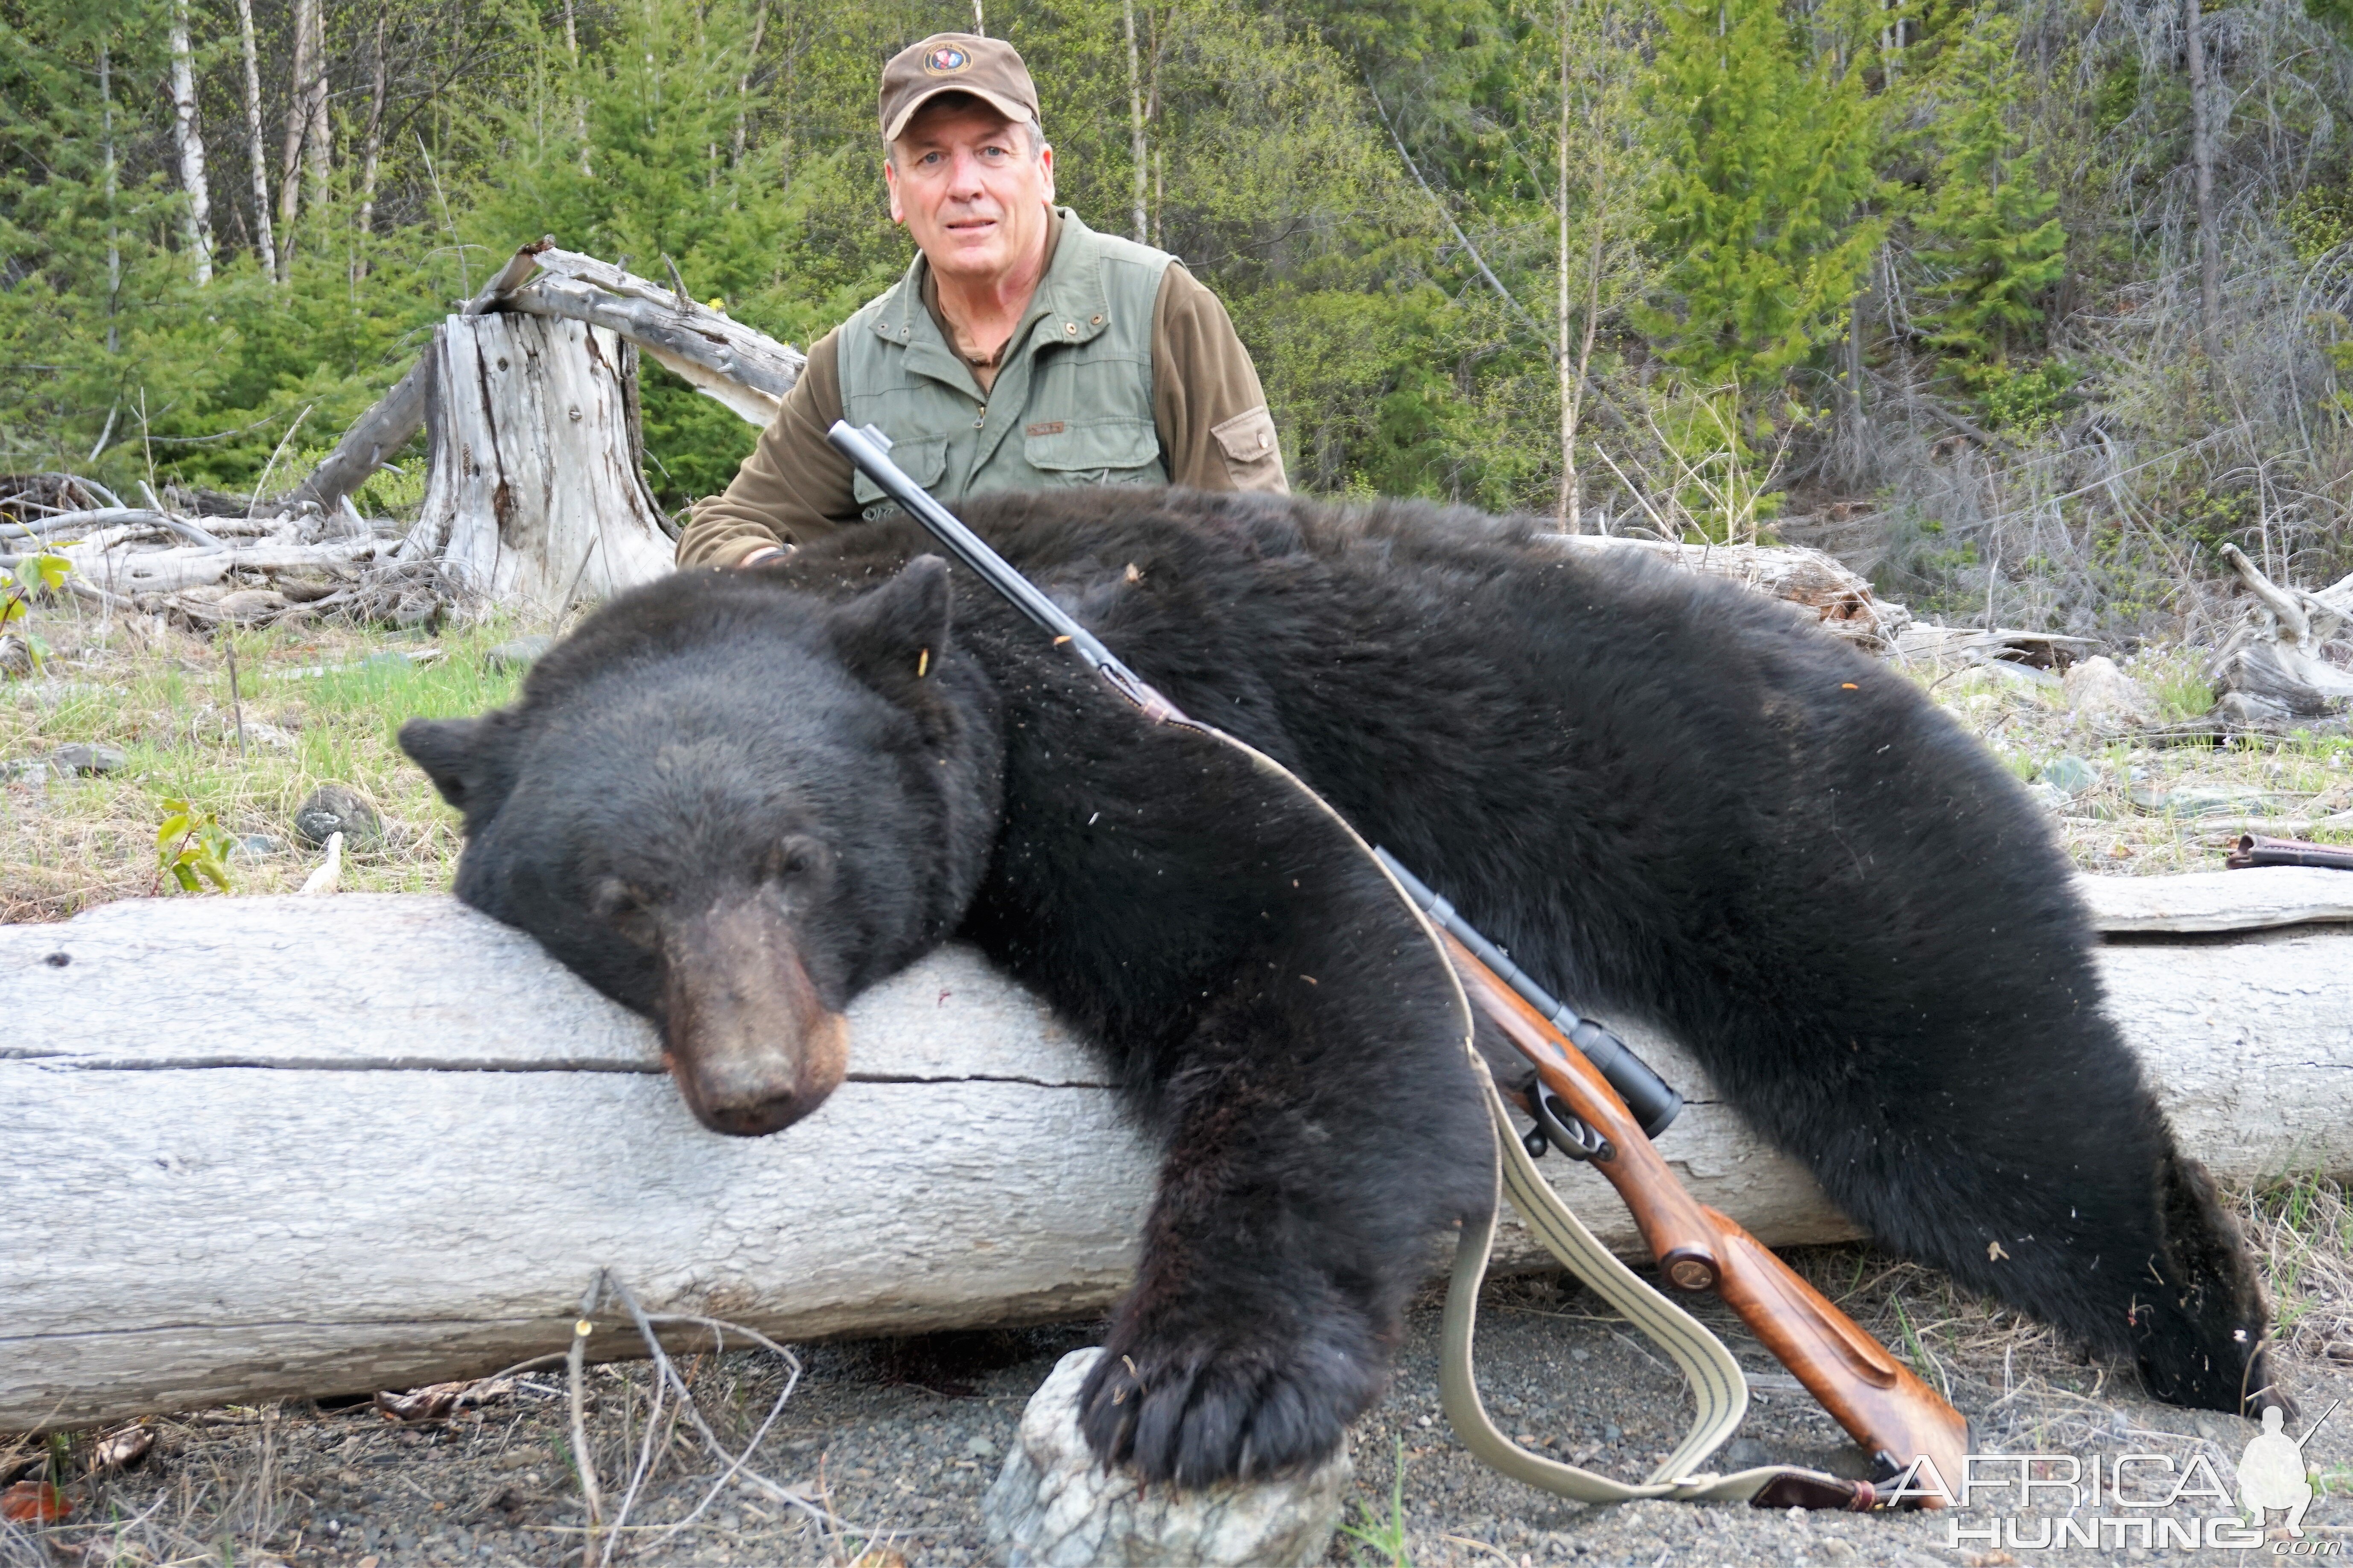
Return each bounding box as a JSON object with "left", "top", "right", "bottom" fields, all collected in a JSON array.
[
  {"left": 212, "top": 589, "right": 290, "bottom": 623},
  {"left": 2040, "top": 754, "right": 2101, "bottom": 798},
  {"left": 982, "top": 1349, "right": 1351, "bottom": 1568},
  {"left": 292, "top": 783, "right": 382, "bottom": 849},
  {"left": 2128, "top": 784, "right": 2278, "bottom": 818},
  {"left": 2023, "top": 781, "right": 2068, "bottom": 816},
  {"left": 483, "top": 635, "right": 555, "bottom": 672},
  {"left": 50, "top": 742, "right": 126, "bottom": 776},
  {"left": 0, "top": 635, "right": 32, "bottom": 677},
  {"left": 229, "top": 834, "right": 283, "bottom": 862},
  {"left": 2063, "top": 655, "right": 2154, "bottom": 726},
  {"left": 238, "top": 720, "right": 298, "bottom": 750}
]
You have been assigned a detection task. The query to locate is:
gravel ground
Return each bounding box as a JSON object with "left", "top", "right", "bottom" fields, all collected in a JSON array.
[{"left": 8, "top": 1232, "right": 2347, "bottom": 1568}]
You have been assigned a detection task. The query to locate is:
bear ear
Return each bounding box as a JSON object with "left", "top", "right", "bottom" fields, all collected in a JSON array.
[
  {"left": 398, "top": 715, "right": 511, "bottom": 814},
  {"left": 828, "top": 554, "right": 954, "bottom": 711}
]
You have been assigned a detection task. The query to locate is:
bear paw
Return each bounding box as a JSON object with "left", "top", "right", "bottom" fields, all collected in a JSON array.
[{"left": 1075, "top": 1318, "right": 1386, "bottom": 1488}]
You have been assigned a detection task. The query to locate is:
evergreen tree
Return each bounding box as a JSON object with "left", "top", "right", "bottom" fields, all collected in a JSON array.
[
  {"left": 1912, "top": 12, "right": 2066, "bottom": 365},
  {"left": 1635, "top": 0, "right": 1887, "bottom": 388}
]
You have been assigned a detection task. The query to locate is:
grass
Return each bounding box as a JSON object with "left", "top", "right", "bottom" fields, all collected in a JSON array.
[
  {"left": 0, "top": 600, "right": 548, "bottom": 920},
  {"left": 1339, "top": 1436, "right": 1415, "bottom": 1568}
]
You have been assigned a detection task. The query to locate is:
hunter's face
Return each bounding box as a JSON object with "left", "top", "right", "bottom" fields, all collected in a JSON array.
[{"left": 885, "top": 99, "right": 1055, "bottom": 290}]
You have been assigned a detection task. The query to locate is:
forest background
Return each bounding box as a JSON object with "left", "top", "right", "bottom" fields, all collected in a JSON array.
[{"left": 6, "top": 0, "right": 2353, "bottom": 644}]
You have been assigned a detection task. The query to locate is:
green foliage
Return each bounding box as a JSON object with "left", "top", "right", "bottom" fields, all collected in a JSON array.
[
  {"left": 1635, "top": 0, "right": 1888, "bottom": 386},
  {"left": 1970, "top": 358, "right": 2076, "bottom": 434},
  {"left": 0, "top": 553, "right": 71, "bottom": 669},
  {"left": 1913, "top": 14, "right": 2067, "bottom": 364},
  {"left": 154, "top": 797, "right": 233, "bottom": 892},
  {"left": 2286, "top": 185, "right": 2353, "bottom": 263}
]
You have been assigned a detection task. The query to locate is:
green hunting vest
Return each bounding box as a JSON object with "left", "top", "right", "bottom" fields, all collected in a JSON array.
[{"left": 838, "top": 210, "right": 1173, "bottom": 516}]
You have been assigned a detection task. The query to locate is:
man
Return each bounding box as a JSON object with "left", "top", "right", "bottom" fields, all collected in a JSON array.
[{"left": 674, "top": 32, "right": 1287, "bottom": 570}]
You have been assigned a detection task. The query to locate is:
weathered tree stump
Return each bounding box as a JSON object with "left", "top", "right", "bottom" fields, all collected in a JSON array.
[{"left": 400, "top": 312, "right": 676, "bottom": 614}]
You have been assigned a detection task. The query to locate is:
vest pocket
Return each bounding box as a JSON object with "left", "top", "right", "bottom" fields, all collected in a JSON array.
[
  {"left": 1023, "top": 417, "right": 1162, "bottom": 486},
  {"left": 850, "top": 434, "right": 948, "bottom": 507}
]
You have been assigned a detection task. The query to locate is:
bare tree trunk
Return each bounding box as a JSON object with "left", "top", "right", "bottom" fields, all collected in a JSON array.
[
  {"left": 2185, "top": 0, "right": 2224, "bottom": 380},
  {"left": 168, "top": 0, "right": 214, "bottom": 286},
  {"left": 563, "top": 0, "right": 590, "bottom": 175},
  {"left": 277, "top": 0, "right": 315, "bottom": 271},
  {"left": 98, "top": 41, "right": 120, "bottom": 358},
  {"left": 301, "top": 0, "right": 332, "bottom": 216},
  {"left": 1557, "top": 3, "right": 1574, "bottom": 533},
  {"left": 356, "top": 8, "right": 387, "bottom": 265},
  {"left": 1556, "top": 0, "right": 1607, "bottom": 536},
  {"left": 235, "top": 0, "right": 277, "bottom": 283},
  {"left": 732, "top": 0, "right": 768, "bottom": 164},
  {"left": 1124, "top": 0, "right": 1147, "bottom": 244},
  {"left": 1839, "top": 256, "right": 1874, "bottom": 485}
]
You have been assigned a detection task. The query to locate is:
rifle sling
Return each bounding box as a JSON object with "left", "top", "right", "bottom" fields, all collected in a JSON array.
[{"left": 1438, "top": 1058, "right": 1877, "bottom": 1508}]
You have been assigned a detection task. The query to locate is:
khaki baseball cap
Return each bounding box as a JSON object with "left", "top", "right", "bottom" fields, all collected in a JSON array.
[{"left": 879, "top": 33, "right": 1040, "bottom": 143}]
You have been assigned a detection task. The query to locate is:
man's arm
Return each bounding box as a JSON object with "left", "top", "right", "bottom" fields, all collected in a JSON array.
[
  {"left": 673, "top": 328, "right": 862, "bottom": 568},
  {"left": 1151, "top": 266, "right": 1289, "bottom": 495}
]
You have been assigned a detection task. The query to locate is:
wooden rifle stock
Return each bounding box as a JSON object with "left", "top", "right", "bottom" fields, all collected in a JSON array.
[{"left": 1446, "top": 935, "right": 1969, "bottom": 1501}]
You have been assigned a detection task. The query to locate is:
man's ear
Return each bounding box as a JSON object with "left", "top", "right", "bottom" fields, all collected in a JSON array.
[
  {"left": 399, "top": 715, "right": 511, "bottom": 815},
  {"left": 829, "top": 554, "right": 954, "bottom": 714}
]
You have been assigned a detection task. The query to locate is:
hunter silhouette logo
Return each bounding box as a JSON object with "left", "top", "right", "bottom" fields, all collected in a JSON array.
[
  {"left": 923, "top": 44, "right": 972, "bottom": 75},
  {"left": 2238, "top": 1400, "right": 2337, "bottom": 1539}
]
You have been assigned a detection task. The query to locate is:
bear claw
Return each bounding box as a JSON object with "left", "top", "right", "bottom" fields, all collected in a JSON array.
[{"left": 1075, "top": 1322, "right": 1383, "bottom": 1487}]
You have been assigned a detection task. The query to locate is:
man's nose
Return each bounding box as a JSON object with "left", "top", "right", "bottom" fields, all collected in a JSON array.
[{"left": 945, "top": 150, "right": 990, "bottom": 198}]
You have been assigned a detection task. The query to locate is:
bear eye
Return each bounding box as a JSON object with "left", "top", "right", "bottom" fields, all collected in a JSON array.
[
  {"left": 772, "top": 834, "right": 832, "bottom": 885},
  {"left": 591, "top": 878, "right": 660, "bottom": 949}
]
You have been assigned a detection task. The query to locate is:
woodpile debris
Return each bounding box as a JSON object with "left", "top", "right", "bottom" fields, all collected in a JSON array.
[
  {"left": 0, "top": 238, "right": 806, "bottom": 633},
  {"left": 2207, "top": 544, "right": 2353, "bottom": 728}
]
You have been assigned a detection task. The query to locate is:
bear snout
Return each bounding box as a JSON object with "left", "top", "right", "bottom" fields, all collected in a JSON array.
[{"left": 659, "top": 896, "right": 850, "bottom": 1137}]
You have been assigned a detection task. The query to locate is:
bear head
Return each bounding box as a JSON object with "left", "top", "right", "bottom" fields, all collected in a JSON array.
[{"left": 399, "top": 557, "right": 1001, "bottom": 1137}]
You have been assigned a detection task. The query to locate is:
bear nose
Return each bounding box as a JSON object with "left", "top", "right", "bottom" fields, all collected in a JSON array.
[
  {"left": 660, "top": 895, "right": 850, "bottom": 1138},
  {"left": 696, "top": 1084, "right": 817, "bottom": 1138}
]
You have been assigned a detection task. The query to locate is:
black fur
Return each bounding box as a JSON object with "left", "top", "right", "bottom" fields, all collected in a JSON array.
[{"left": 400, "top": 487, "right": 2274, "bottom": 1484}]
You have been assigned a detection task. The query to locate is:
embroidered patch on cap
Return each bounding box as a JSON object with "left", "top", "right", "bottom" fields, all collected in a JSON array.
[{"left": 923, "top": 44, "right": 972, "bottom": 75}]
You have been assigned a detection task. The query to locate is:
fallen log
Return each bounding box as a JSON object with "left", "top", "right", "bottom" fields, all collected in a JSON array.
[
  {"left": 1547, "top": 533, "right": 1911, "bottom": 650},
  {"left": 3, "top": 877, "right": 2347, "bottom": 1434},
  {"left": 506, "top": 246, "right": 806, "bottom": 428}
]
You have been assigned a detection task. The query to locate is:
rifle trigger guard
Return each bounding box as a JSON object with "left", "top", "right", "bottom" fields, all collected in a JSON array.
[{"left": 1528, "top": 1085, "right": 1613, "bottom": 1164}]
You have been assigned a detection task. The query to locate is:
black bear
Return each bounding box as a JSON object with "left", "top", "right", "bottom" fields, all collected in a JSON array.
[{"left": 400, "top": 487, "right": 2275, "bottom": 1487}]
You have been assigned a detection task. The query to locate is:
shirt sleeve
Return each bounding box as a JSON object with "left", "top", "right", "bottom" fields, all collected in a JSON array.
[
  {"left": 1151, "top": 265, "right": 1289, "bottom": 495},
  {"left": 672, "top": 328, "right": 858, "bottom": 568}
]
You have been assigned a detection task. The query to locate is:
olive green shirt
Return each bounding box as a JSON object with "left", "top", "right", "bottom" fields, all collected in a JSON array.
[{"left": 675, "top": 210, "right": 1287, "bottom": 568}]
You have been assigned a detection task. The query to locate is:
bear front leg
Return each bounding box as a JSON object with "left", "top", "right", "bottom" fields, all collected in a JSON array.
[{"left": 1077, "top": 982, "right": 1492, "bottom": 1487}]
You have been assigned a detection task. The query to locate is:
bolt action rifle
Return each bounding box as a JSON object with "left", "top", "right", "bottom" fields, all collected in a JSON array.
[{"left": 824, "top": 420, "right": 1969, "bottom": 1508}]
